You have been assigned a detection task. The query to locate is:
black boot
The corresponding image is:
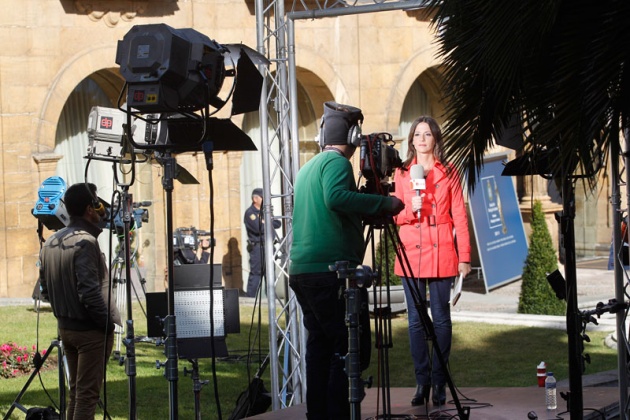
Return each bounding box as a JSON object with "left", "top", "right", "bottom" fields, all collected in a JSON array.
[
  {"left": 411, "top": 384, "right": 431, "bottom": 406},
  {"left": 432, "top": 384, "right": 446, "bottom": 406}
]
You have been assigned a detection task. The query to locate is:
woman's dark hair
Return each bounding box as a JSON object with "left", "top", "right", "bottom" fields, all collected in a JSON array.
[
  {"left": 64, "top": 183, "right": 98, "bottom": 217},
  {"left": 401, "top": 115, "right": 445, "bottom": 169}
]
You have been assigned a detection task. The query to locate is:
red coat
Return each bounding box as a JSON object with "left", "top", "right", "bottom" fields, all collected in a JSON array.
[{"left": 393, "top": 160, "right": 471, "bottom": 278}]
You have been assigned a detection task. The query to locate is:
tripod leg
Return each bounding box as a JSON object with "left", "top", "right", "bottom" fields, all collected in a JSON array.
[
  {"left": 130, "top": 258, "right": 147, "bottom": 319},
  {"left": 2, "top": 341, "right": 65, "bottom": 420},
  {"left": 112, "top": 259, "right": 126, "bottom": 361},
  {"left": 369, "top": 225, "right": 396, "bottom": 417}
]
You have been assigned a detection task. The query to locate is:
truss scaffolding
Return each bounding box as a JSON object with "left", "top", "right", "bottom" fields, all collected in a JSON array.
[{"left": 253, "top": 0, "right": 430, "bottom": 411}]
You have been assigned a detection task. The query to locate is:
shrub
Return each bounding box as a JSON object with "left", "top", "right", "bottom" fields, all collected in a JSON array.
[
  {"left": 374, "top": 229, "right": 402, "bottom": 286},
  {"left": 518, "top": 200, "right": 566, "bottom": 315},
  {"left": 0, "top": 342, "right": 45, "bottom": 379}
]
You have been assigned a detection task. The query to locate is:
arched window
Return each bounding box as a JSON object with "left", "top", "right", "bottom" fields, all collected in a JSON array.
[
  {"left": 398, "top": 77, "right": 433, "bottom": 158},
  {"left": 54, "top": 77, "right": 116, "bottom": 199}
]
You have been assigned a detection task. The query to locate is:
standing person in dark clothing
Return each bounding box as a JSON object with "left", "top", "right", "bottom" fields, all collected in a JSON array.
[
  {"left": 40, "top": 182, "right": 121, "bottom": 420},
  {"left": 289, "top": 102, "right": 405, "bottom": 419},
  {"left": 244, "top": 188, "right": 280, "bottom": 297},
  {"left": 195, "top": 237, "right": 212, "bottom": 264}
]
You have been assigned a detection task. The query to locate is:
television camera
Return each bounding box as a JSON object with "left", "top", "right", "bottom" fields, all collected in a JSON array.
[
  {"left": 359, "top": 132, "right": 402, "bottom": 195},
  {"left": 173, "top": 227, "right": 215, "bottom": 265},
  {"left": 106, "top": 200, "right": 151, "bottom": 236},
  {"left": 173, "top": 226, "right": 215, "bottom": 251}
]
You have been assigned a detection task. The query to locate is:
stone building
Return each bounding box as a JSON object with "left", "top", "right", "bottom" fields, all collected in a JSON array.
[{"left": 0, "top": 0, "right": 613, "bottom": 298}]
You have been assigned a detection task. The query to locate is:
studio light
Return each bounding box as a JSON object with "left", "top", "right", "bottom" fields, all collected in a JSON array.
[
  {"left": 114, "top": 24, "right": 268, "bottom": 153},
  {"left": 116, "top": 24, "right": 226, "bottom": 113},
  {"left": 86, "top": 106, "right": 166, "bottom": 161},
  {"left": 31, "top": 176, "right": 69, "bottom": 231},
  {"left": 85, "top": 106, "right": 257, "bottom": 158}
]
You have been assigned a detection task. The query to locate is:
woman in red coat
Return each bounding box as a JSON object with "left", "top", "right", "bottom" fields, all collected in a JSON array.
[{"left": 393, "top": 116, "right": 471, "bottom": 407}]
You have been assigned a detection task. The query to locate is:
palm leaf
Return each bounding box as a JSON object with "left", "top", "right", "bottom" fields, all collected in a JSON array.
[{"left": 428, "top": 0, "right": 630, "bottom": 190}]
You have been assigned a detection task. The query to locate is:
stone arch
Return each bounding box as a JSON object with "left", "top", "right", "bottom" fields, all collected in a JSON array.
[
  {"left": 36, "top": 44, "right": 124, "bottom": 152},
  {"left": 295, "top": 48, "right": 347, "bottom": 110},
  {"left": 384, "top": 44, "right": 443, "bottom": 132}
]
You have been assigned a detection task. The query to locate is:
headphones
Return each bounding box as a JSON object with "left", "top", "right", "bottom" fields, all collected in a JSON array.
[
  {"left": 85, "top": 182, "right": 105, "bottom": 216},
  {"left": 92, "top": 198, "right": 105, "bottom": 216},
  {"left": 317, "top": 117, "right": 363, "bottom": 149}
]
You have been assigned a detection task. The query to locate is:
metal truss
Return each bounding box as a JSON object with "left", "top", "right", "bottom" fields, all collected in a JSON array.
[
  {"left": 254, "top": 2, "right": 630, "bottom": 418},
  {"left": 254, "top": 0, "right": 429, "bottom": 411}
]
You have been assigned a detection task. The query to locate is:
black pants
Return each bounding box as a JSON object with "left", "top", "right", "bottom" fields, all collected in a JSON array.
[
  {"left": 246, "top": 243, "right": 262, "bottom": 297},
  {"left": 289, "top": 272, "right": 371, "bottom": 419}
]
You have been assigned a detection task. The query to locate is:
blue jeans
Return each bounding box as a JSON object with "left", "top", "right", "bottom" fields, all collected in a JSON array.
[
  {"left": 402, "top": 277, "right": 454, "bottom": 386},
  {"left": 289, "top": 272, "right": 350, "bottom": 420}
]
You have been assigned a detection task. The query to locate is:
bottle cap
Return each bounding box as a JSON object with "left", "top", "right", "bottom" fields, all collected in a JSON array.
[{"left": 547, "top": 372, "right": 553, "bottom": 376}]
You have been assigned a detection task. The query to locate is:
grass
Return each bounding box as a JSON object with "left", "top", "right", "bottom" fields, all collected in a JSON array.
[{"left": 0, "top": 301, "right": 619, "bottom": 419}]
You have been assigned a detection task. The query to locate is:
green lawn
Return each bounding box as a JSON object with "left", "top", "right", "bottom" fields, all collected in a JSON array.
[{"left": 0, "top": 302, "right": 619, "bottom": 419}]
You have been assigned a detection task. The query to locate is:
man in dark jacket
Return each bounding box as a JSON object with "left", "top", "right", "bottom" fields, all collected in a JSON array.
[{"left": 40, "top": 182, "right": 121, "bottom": 420}]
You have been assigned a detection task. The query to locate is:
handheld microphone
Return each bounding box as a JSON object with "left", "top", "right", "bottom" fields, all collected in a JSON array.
[
  {"left": 410, "top": 164, "right": 426, "bottom": 195},
  {"left": 410, "top": 164, "right": 425, "bottom": 219}
]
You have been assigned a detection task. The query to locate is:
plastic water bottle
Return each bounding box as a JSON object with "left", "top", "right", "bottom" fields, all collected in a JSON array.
[{"left": 545, "top": 372, "right": 557, "bottom": 410}]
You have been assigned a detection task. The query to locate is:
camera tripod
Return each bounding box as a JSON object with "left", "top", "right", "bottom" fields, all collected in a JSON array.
[
  {"left": 330, "top": 261, "right": 375, "bottom": 420},
  {"left": 364, "top": 215, "right": 470, "bottom": 420},
  {"left": 110, "top": 236, "right": 147, "bottom": 362},
  {"left": 3, "top": 339, "right": 66, "bottom": 420}
]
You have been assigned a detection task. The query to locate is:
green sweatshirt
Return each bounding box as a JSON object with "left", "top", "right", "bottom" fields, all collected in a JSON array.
[{"left": 289, "top": 151, "right": 395, "bottom": 275}]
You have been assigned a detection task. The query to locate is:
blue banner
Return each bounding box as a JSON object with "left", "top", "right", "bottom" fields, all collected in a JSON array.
[{"left": 468, "top": 153, "right": 529, "bottom": 291}]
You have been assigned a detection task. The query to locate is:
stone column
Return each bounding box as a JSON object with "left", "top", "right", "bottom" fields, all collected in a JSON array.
[
  {"left": 519, "top": 174, "right": 563, "bottom": 257},
  {"left": 33, "top": 153, "right": 63, "bottom": 183}
]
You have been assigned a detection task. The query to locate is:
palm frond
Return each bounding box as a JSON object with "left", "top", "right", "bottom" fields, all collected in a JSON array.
[{"left": 429, "top": 0, "right": 630, "bottom": 190}]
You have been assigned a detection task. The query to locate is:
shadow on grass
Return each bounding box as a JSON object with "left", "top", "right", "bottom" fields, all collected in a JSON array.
[
  {"left": 1, "top": 341, "right": 272, "bottom": 420},
  {"left": 1, "top": 305, "right": 619, "bottom": 419},
  {"left": 363, "top": 315, "right": 618, "bottom": 389},
  {"left": 1, "top": 302, "right": 274, "bottom": 420}
]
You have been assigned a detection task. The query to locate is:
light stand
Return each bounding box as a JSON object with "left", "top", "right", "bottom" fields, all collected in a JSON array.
[
  {"left": 141, "top": 140, "right": 255, "bottom": 420},
  {"left": 557, "top": 174, "right": 585, "bottom": 419},
  {"left": 2, "top": 339, "right": 66, "bottom": 420},
  {"left": 5, "top": 218, "right": 69, "bottom": 420},
  {"left": 111, "top": 236, "right": 148, "bottom": 362},
  {"left": 183, "top": 359, "right": 209, "bottom": 420},
  {"left": 114, "top": 24, "right": 267, "bottom": 419},
  {"left": 155, "top": 153, "right": 180, "bottom": 420},
  {"left": 111, "top": 183, "right": 138, "bottom": 419},
  {"left": 502, "top": 149, "right": 601, "bottom": 419}
]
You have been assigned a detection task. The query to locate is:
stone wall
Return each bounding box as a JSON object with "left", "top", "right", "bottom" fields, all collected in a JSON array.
[{"left": 0, "top": 0, "right": 613, "bottom": 297}]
